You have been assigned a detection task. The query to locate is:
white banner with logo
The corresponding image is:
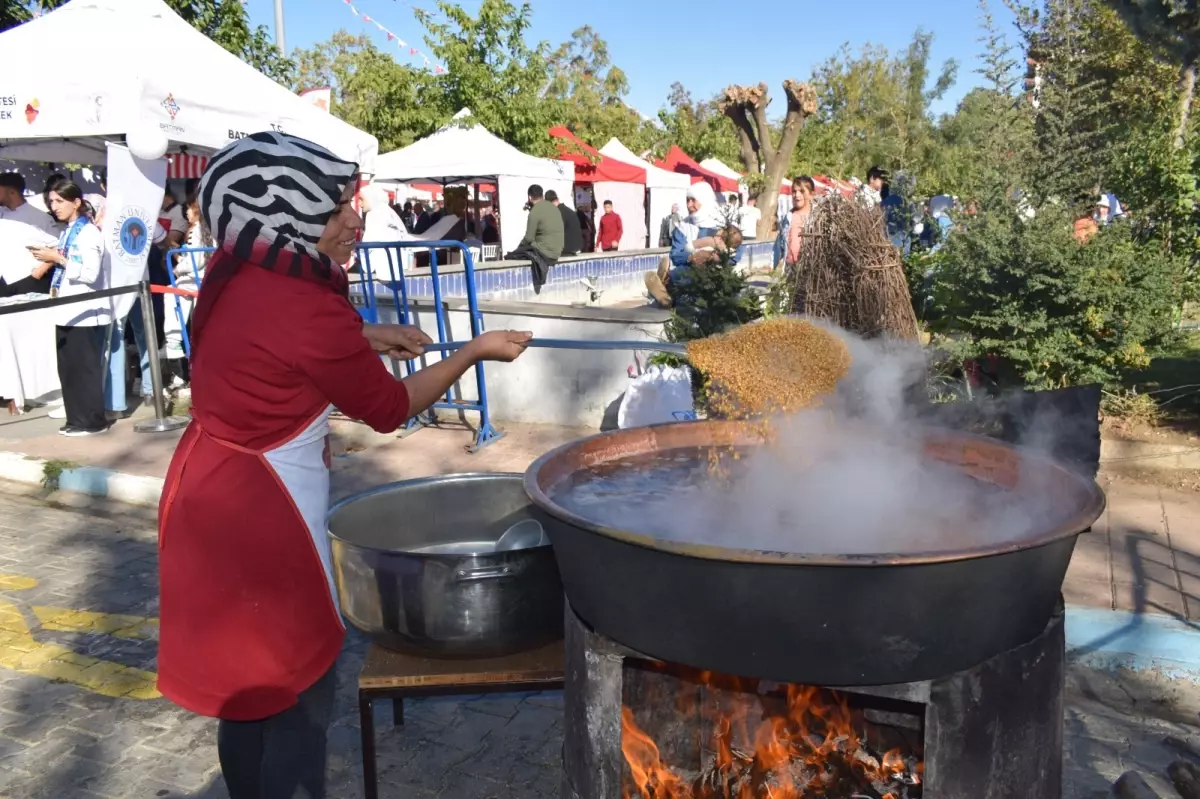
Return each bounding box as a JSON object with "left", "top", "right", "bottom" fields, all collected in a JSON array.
[{"left": 102, "top": 143, "right": 168, "bottom": 321}]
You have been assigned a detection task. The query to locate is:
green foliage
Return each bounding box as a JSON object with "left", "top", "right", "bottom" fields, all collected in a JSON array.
[
  {"left": 542, "top": 26, "right": 657, "bottom": 152},
  {"left": 655, "top": 83, "right": 742, "bottom": 164},
  {"left": 2, "top": 0, "right": 293, "bottom": 83},
  {"left": 662, "top": 251, "right": 762, "bottom": 344},
  {"left": 413, "top": 0, "right": 555, "bottom": 156},
  {"left": 929, "top": 204, "right": 1181, "bottom": 388},
  {"left": 792, "top": 31, "right": 958, "bottom": 184},
  {"left": 39, "top": 458, "right": 77, "bottom": 492},
  {"left": 1100, "top": 0, "right": 1200, "bottom": 63},
  {"left": 293, "top": 32, "right": 436, "bottom": 152}
]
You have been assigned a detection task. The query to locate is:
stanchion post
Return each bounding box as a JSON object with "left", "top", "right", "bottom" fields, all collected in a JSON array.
[{"left": 134, "top": 281, "right": 190, "bottom": 434}]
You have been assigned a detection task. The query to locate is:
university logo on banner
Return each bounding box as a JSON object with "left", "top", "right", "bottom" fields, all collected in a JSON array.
[
  {"left": 103, "top": 143, "right": 168, "bottom": 321},
  {"left": 109, "top": 207, "right": 152, "bottom": 266}
]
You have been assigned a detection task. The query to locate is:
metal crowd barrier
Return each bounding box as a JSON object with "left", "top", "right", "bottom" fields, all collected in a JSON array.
[
  {"left": 164, "top": 241, "right": 501, "bottom": 452},
  {"left": 354, "top": 240, "right": 502, "bottom": 452},
  {"left": 164, "top": 245, "right": 214, "bottom": 360},
  {"left": 0, "top": 282, "right": 188, "bottom": 434}
]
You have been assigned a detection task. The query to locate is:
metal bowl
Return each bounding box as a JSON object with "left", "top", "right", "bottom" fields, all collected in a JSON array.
[{"left": 328, "top": 473, "right": 564, "bottom": 658}]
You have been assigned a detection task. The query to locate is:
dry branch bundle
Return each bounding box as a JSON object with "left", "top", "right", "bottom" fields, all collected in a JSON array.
[{"left": 785, "top": 195, "right": 919, "bottom": 341}]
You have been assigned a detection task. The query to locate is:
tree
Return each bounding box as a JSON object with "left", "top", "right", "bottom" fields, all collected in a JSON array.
[
  {"left": 292, "top": 32, "right": 436, "bottom": 152},
  {"left": 1, "top": 0, "right": 293, "bottom": 83},
  {"left": 413, "top": 0, "right": 554, "bottom": 156},
  {"left": 924, "top": 1, "right": 1185, "bottom": 390},
  {"left": 935, "top": 2, "right": 1034, "bottom": 201},
  {"left": 792, "top": 32, "right": 958, "bottom": 190},
  {"left": 655, "top": 83, "right": 742, "bottom": 165},
  {"left": 717, "top": 81, "right": 817, "bottom": 238},
  {"left": 1100, "top": 0, "right": 1200, "bottom": 148},
  {"left": 543, "top": 25, "right": 655, "bottom": 152}
]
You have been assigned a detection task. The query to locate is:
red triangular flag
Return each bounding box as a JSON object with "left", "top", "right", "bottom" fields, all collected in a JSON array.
[
  {"left": 410, "top": 47, "right": 418, "bottom": 55},
  {"left": 386, "top": 32, "right": 395, "bottom": 40},
  {"left": 362, "top": 14, "right": 372, "bottom": 22}
]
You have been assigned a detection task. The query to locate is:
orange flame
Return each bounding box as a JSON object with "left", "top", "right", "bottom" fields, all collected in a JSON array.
[{"left": 621, "top": 679, "right": 921, "bottom": 798}]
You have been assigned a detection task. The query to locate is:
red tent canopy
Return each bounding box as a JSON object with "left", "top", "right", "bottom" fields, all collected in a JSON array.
[
  {"left": 655, "top": 146, "right": 739, "bottom": 193},
  {"left": 549, "top": 126, "right": 646, "bottom": 184}
]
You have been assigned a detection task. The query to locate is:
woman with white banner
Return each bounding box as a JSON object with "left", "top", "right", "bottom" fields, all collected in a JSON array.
[{"left": 29, "top": 180, "right": 111, "bottom": 436}]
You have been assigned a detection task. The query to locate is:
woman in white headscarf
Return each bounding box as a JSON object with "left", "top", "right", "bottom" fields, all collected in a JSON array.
[
  {"left": 360, "top": 183, "right": 413, "bottom": 276},
  {"left": 644, "top": 181, "right": 733, "bottom": 307}
]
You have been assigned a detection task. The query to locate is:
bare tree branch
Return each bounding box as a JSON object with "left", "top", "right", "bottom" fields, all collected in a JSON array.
[{"left": 776, "top": 79, "right": 817, "bottom": 173}]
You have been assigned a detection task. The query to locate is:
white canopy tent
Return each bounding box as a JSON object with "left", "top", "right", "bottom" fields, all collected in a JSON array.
[
  {"left": 374, "top": 111, "right": 573, "bottom": 255},
  {"left": 699, "top": 158, "right": 749, "bottom": 203},
  {"left": 599, "top": 137, "right": 690, "bottom": 248},
  {"left": 0, "top": 0, "right": 378, "bottom": 170}
]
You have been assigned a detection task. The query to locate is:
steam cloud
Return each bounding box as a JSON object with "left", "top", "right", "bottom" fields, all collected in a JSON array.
[{"left": 557, "top": 324, "right": 1100, "bottom": 557}]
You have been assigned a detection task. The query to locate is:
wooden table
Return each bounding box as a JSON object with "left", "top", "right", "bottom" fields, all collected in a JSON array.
[{"left": 357, "top": 642, "right": 565, "bottom": 799}]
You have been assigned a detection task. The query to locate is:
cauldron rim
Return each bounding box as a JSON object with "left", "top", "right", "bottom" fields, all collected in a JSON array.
[{"left": 523, "top": 420, "right": 1106, "bottom": 567}]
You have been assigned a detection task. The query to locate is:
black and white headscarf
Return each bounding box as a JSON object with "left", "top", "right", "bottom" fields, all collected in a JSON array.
[{"left": 191, "top": 132, "right": 359, "bottom": 351}]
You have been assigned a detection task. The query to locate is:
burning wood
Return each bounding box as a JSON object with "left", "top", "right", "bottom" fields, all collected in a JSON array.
[{"left": 621, "top": 682, "right": 923, "bottom": 799}]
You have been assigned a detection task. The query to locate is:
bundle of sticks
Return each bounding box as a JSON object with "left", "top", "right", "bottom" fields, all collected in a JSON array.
[{"left": 786, "top": 194, "right": 919, "bottom": 341}]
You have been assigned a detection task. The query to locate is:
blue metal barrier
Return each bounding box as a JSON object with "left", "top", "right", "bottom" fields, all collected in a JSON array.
[
  {"left": 355, "top": 240, "right": 502, "bottom": 452},
  {"left": 164, "top": 245, "right": 215, "bottom": 360},
  {"left": 163, "top": 241, "right": 502, "bottom": 452}
]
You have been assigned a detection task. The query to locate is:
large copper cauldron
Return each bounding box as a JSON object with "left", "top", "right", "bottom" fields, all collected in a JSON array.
[{"left": 524, "top": 420, "right": 1104, "bottom": 686}]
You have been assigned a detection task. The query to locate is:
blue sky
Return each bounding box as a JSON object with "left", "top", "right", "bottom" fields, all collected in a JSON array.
[{"left": 245, "top": 0, "right": 1018, "bottom": 119}]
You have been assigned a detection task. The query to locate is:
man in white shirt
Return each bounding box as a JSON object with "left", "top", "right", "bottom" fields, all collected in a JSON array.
[
  {"left": 0, "top": 172, "right": 61, "bottom": 297},
  {"left": 738, "top": 197, "right": 761, "bottom": 240},
  {"left": 158, "top": 190, "right": 188, "bottom": 251}
]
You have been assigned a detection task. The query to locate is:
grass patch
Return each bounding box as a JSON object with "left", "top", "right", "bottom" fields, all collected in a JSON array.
[
  {"left": 1111, "top": 331, "right": 1200, "bottom": 435},
  {"left": 41, "top": 459, "right": 79, "bottom": 492},
  {"left": 1121, "top": 332, "right": 1200, "bottom": 417}
]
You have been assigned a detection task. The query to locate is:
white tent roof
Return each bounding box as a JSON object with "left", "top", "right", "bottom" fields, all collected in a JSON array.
[
  {"left": 700, "top": 158, "right": 745, "bottom": 182},
  {"left": 0, "top": 0, "right": 378, "bottom": 170},
  {"left": 374, "top": 111, "right": 573, "bottom": 184},
  {"left": 598, "top": 138, "right": 690, "bottom": 190}
]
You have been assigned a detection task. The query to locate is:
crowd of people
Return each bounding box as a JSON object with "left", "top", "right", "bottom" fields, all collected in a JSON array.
[{"left": 0, "top": 171, "right": 209, "bottom": 436}]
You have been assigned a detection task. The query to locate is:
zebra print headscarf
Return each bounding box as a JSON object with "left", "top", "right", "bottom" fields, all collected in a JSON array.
[{"left": 191, "top": 132, "right": 359, "bottom": 351}]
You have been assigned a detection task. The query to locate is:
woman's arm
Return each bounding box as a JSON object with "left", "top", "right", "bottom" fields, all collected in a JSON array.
[{"left": 297, "top": 299, "right": 528, "bottom": 433}]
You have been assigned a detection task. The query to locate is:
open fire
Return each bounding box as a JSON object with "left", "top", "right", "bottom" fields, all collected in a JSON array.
[{"left": 619, "top": 667, "right": 923, "bottom": 799}]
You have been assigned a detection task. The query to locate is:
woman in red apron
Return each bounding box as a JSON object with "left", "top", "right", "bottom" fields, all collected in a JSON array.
[{"left": 157, "top": 132, "right": 530, "bottom": 798}]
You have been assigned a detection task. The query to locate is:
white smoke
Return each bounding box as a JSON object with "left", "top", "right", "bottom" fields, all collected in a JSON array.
[{"left": 558, "top": 324, "right": 1099, "bottom": 557}]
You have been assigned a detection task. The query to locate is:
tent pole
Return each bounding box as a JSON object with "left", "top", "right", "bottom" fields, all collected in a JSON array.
[{"left": 274, "top": 0, "right": 286, "bottom": 55}]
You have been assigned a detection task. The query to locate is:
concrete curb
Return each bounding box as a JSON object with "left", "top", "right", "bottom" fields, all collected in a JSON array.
[
  {"left": 1066, "top": 606, "right": 1200, "bottom": 683},
  {"left": 0, "top": 451, "right": 164, "bottom": 508},
  {"left": 1101, "top": 437, "right": 1200, "bottom": 472}
]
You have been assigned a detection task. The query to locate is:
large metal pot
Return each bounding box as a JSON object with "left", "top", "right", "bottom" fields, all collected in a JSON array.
[
  {"left": 329, "top": 473, "right": 563, "bottom": 657},
  {"left": 524, "top": 421, "right": 1105, "bottom": 686}
]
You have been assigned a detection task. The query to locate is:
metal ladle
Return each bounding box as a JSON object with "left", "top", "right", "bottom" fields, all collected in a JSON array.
[{"left": 494, "top": 518, "right": 549, "bottom": 552}]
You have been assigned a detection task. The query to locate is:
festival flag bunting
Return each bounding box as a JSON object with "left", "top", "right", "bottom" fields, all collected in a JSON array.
[{"left": 337, "top": 0, "right": 446, "bottom": 74}]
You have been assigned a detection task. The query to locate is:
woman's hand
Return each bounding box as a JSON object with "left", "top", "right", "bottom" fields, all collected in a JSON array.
[
  {"left": 363, "top": 324, "right": 433, "bottom": 361},
  {"left": 29, "top": 247, "right": 61, "bottom": 264},
  {"left": 30, "top": 261, "right": 53, "bottom": 280},
  {"left": 464, "top": 330, "right": 532, "bottom": 363}
]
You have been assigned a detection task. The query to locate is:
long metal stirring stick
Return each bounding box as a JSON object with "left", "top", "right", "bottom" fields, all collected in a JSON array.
[{"left": 423, "top": 338, "right": 686, "bottom": 354}]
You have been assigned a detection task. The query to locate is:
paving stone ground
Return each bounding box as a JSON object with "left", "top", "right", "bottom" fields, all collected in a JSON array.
[
  {"left": 0, "top": 490, "right": 1194, "bottom": 798},
  {"left": 1064, "top": 476, "right": 1200, "bottom": 621}
]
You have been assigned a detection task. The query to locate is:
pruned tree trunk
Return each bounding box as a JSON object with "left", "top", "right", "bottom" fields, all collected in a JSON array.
[
  {"left": 719, "top": 80, "right": 818, "bottom": 241},
  {"left": 1174, "top": 60, "right": 1197, "bottom": 150}
]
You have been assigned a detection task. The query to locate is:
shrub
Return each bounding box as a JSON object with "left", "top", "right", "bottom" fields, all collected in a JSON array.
[{"left": 928, "top": 203, "right": 1181, "bottom": 390}]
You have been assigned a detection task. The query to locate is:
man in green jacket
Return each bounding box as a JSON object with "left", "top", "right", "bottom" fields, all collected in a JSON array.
[{"left": 504, "top": 184, "right": 564, "bottom": 292}]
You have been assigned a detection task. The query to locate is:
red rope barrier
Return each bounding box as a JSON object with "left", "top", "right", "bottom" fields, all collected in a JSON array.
[{"left": 149, "top": 284, "right": 199, "bottom": 298}]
